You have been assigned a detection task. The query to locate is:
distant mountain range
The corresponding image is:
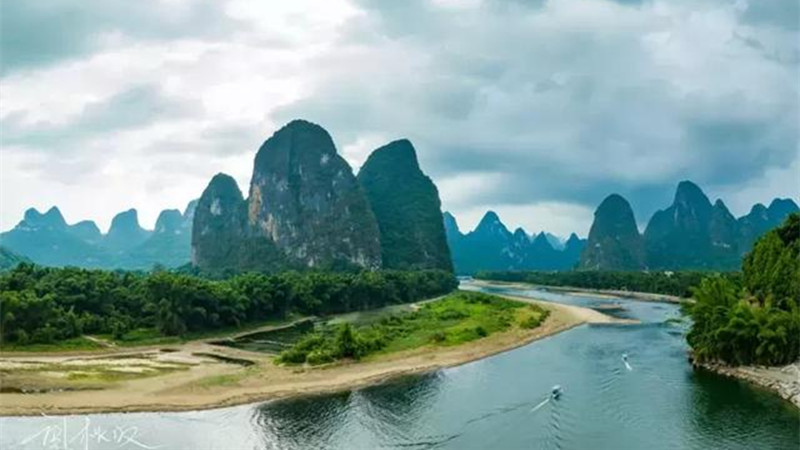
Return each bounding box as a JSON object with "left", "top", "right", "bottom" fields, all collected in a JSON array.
[
  {"left": 444, "top": 211, "right": 586, "bottom": 273},
  {"left": 0, "top": 201, "right": 196, "bottom": 270},
  {"left": 3, "top": 127, "right": 794, "bottom": 275},
  {"left": 444, "top": 181, "right": 796, "bottom": 274},
  {"left": 580, "top": 181, "right": 798, "bottom": 271}
]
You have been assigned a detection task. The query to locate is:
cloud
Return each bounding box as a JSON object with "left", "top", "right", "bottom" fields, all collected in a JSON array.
[
  {"left": 2, "top": 84, "right": 199, "bottom": 149},
  {"left": 1, "top": 0, "right": 797, "bottom": 235},
  {"left": 275, "top": 0, "right": 799, "bottom": 224},
  {"left": 0, "top": 0, "right": 244, "bottom": 75}
]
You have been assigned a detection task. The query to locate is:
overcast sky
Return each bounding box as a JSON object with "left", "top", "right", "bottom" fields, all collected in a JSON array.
[{"left": 1, "top": 0, "right": 798, "bottom": 237}]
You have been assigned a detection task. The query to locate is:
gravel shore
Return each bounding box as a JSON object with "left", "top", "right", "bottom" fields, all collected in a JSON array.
[{"left": 697, "top": 361, "right": 800, "bottom": 408}]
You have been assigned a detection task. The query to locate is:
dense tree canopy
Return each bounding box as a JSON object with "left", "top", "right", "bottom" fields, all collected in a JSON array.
[
  {"left": 476, "top": 270, "right": 724, "bottom": 298},
  {"left": 0, "top": 265, "right": 457, "bottom": 345},
  {"left": 685, "top": 213, "right": 800, "bottom": 366}
]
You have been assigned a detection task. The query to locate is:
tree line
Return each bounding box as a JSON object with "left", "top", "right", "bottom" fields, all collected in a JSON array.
[
  {"left": 685, "top": 213, "right": 800, "bottom": 366},
  {"left": 0, "top": 265, "right": 457, "bottom": 345},
  {"left": 475, "top": 270, "right": 732, "bottom": 298}
]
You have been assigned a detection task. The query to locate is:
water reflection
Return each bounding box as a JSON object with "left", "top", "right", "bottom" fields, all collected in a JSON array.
[
  {"left": 252, "top": 373, "right": 445, "bottom": 449},
  {"left": 2, "top": 284, "right": 798, "bottom": 450},
  {"left": 685, "top": 369, "right": 800, "bottom": 449}
]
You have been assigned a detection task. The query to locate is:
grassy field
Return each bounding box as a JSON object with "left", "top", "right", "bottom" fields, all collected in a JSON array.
[{"left": 277, "top": 291, "right": 549, "bottom": 365}]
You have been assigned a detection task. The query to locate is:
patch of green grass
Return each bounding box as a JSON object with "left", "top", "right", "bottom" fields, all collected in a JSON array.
[
  {"left": 0, "top": 336, "right": 104, "bottom": 353},
  {"left": 277, "top": 291, "right": 551, "bottom": 365},
  {"left": 63, "top": 364, "right": 190, "bottom": 382},
  {"left": 192, "top": 367, "right": 256, "bottom": 388}
]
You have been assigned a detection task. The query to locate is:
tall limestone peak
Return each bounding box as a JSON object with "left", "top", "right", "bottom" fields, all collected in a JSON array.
[
  {"left": 183, "top": 199, "right": 198, "bottom": 221},
  {"left": 645, "top": 181, "right": 735, "bottom": 269},
  {"left": 767, "top": 198, "right": 799, "bottom": 220},
  {"left": 737, "top": 198, "right": 799, "bottom": 255},
  {"left": 565, "top": 232, "right": 583, "bottom": 248},
  {"left": 358, "top": 139, "right": 452, "bottom": 271},
  {"left": 562, "top": 233, "right": 586, "bottom": 269},
  {"left": 443, "top": 211, "right": 461, "bottom": 236},
  {"left": 512, "top": 228, "right": 529, "bottom": 243},
  {"left": 191, "top": 173, "right": 248, "bottom": 269},
  {"left": 247, "top": 120, "right": 381, "bottom": 270},
  {"left": 580, "top": 194, "right": 644, "bottom": 270},
  {"left": 21, "top": 206, "right": 67, "bottom": 230},
  {"left": 154, "top": 209, "right": 183, "bottom": 234},
  {"left": 709, "top": 199, "right": 737, "bottom": 246},
  {"left": 69, "top": 220, "right": 102, "bottom": 244},
  {"left": 531, "top": 231, "right": 555, "bottom": 251},
  {"left": 473, "top": 211, "right": 511, "bottom": 239},
  {"left": 674, "top": 180, "right": 712, "bottom": 212},
  {"left": 104, "top": 209, "right": 150, "bottom": 250}
]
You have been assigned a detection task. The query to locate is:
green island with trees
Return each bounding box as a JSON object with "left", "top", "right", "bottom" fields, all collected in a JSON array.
[
  {"left": 0, "top": 266, "right": 457, "bottom": 351},
  {"left": 276, "top": 291, "right": 550, "bottom": 365}
]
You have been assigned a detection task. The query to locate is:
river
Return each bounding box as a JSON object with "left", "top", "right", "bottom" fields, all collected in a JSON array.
[{"left": 2, "top": 282, "right": 798, "bottom": 449}]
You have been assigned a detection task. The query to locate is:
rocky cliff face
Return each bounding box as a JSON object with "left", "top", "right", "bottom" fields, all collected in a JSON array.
[
  {"left": 247, "top": 120, "right": 381, "bottom": 270},
  {"left": 192, "top": 120, "right": 382, "bottom": 272},
  {"left": 357, "top": 139, "right": 452, "bottom": 271},
  {"left": 580, "top": 194, "right": 644, "bottom": 270}
]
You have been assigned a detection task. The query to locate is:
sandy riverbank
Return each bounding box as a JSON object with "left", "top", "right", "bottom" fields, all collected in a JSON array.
[
  {"left": 0, "top": 296, "right": 632, "bottom": 417},
  {"left": 468, "top": 279, "right": 685, "bottom": 304},
  {"left": 696, "top": 361, "right": 800, "bottom": 408}
]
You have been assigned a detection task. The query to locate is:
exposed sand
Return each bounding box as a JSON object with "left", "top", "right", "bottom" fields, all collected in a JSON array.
[
  {"left": 0, "top": 296, "right": 632, "bottom": 416},
  {"left": 469, "top": 279, "right": 686, "bottom": 304}
]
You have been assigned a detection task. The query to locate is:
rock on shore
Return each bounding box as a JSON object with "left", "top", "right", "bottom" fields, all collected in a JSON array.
[{"left": 697, "top": 361, "right": 800, "bottom": 408}]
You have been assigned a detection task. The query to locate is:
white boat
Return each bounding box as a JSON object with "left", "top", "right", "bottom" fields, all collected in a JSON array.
[{"left": 551, "top": 385, "right": 562, "bottom": 399}]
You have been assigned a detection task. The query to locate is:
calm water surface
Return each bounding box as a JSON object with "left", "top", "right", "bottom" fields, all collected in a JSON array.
[{"left": 2, "top": 282, "right": 798, "bottom": 449}]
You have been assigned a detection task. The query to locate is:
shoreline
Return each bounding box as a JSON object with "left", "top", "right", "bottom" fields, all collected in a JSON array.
[
  {"left": 0, "top": 296, "right": 631, "bottom": 417},
  {"left": 695, "top": 361, "right": 800, "bottom": 408},
  {"left": 469, "top": 279, "right": 685, "bottom": 304}
]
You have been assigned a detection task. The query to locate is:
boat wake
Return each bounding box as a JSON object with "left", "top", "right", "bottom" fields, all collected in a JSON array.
[
  {"left": 530, "top": 397, "right": 551, "bottom": 413},
  {"left": 622, "top": 353, "right": 633, "bottom": 371}
]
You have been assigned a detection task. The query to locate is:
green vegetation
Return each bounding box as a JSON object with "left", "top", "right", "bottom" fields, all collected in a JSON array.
[
  {"left": 685, "top": 213, "right": 800, "bottom": 366},
  {"left": 0, "top": 336, "right": 106, "bottom": 353},
  {"left": 276, "top": 291, "right": 549, "bottom": 365},
  {"left": 580, "top": 194, "right": 645, "bottom": 270},
  {"left": 0, "top": 265, "right": 457, "bottom": 348},
  {"left": 475, "top": 270, "right": 736, "bottom": 298},
  {"left": 357, "top": 139, "right": 453, "bottom": 272}
]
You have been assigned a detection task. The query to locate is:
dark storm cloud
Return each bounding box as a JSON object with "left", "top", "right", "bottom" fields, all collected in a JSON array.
[
  {"left": 274, "top": 0, "right": 799, "bottom": 223},
  {"left": 741, "top": 0, "right": 800, "bottom": 31},
  {"left": 0, "top": 0, "right": 244, "bottom": 75},
  {"left": 1, "top": 0, "right": 797, "bottom": 234}
]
